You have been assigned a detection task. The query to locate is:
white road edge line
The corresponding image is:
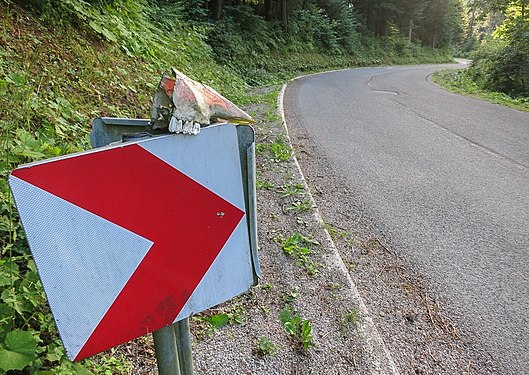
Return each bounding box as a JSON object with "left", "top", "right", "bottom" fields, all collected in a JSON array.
[{"left": 279, "top": 80, "right": 400, "bottom": 375}]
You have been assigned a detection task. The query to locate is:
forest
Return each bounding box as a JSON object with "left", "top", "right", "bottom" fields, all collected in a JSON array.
[
  {"left": 0, "top": 0, "right": 527, "bottom": 373},
  {"left": 464, "top": 0, "right": 528, "bottom": 98}
]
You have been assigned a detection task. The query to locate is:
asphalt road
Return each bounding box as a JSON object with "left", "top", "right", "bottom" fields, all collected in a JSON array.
[{"left": 284, "top": 63, "right": 529, "bottom": 373}]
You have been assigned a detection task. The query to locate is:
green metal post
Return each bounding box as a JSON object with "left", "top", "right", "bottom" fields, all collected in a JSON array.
[
  {"left": 153, "top": 325, "right": 181, "bottom": 375},
  {"left": 174, "top": 318, "right": 194, "bottom": 374}
]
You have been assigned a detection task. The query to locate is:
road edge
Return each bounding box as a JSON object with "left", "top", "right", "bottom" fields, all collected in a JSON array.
[{"left": 279, "top": 81, "right": 400, "bottom": 375}]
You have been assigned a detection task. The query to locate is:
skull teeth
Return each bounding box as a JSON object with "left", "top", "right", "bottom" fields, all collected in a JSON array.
[
  {"left": 169, "top": 117, "right": 183, "bottom": 133},
  {"left": 168, "top": 117, "right": 201, "bottom": 135}
]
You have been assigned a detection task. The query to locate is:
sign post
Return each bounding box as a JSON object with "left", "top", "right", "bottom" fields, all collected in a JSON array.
[
  {"left": 9, "top": 118, "right": 259, "bottom": 373},
  {"left": 153, "top": 324, "right": 181, "bottom": 374}
]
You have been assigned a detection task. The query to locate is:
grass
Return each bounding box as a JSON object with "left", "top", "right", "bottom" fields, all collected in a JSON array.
[
  {"left": 285, "top": 199, "right": 314, "bottom": 213},
  {"left": 271, "top": 135, "right": 293, "bottom": 162},
  {"left": 432, "top": 69, "right": 529, "bottom": 113},
  {"left": 255, "top": 134, "right": 293, "bottom": 162},
  {"left": 278, "top": 183, "right": 305, "bottom": 198},
  {"left": 339, "top": 308, "right": 361, "bottom": 336},
  {"left": 323, "top": 223, "right": 362, "bottom": 248}
]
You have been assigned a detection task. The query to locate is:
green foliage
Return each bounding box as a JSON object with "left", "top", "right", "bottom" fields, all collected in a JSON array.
[
  {"left": 281, "top": 233, "right": 320, "bottom": 275},
  {"left": 460, "top": 0, "right": 529, "bottom": 98},
  {"left": 342, "top": 309, "right": 360, "bottom": 326},
  {"left": 200, "top": 314, "right": 231, "bottom": 330},
  {"left": 470, "top": 17, "right": 529, "bottom": 97},
  {"left": 192, "top": 304, "right": 246, "bottom": 340},
  {"left": 280, "top": 287, "right": 299, "bottom": 303},
  {"left": 84, "top": 351, "right": 131, "bottom": 375},
  {"left": 279, "top": 305, "right": 315, "bottom": 350},
  {"left": 278, "top": 183, "right": 305, "bottom": 198},
  {"left": 433, "top": 69, "right": 529, "bottom": 112},
  {"left": 271, "top": 136, "right": 293, "bottom": 162},
  {"left": 323, "top": 223, "right": 361, "bottom": 247},
  {"left": 255, "top": 337, "right": 280, "bottom": 356},
  {"left": 0, "top": 1, "right": 248, "bottom": 373},
  {"left": 196, "top": 304, "right": 245, "bottom": 330},
  {"left": 207, "top": 5, "right": 285, "bottom": 85},
  {"left": 0, "top": 329, "right": 38, "bottom": 371},
  {"left": 339, "top": 309, "right": 361, "bottom": 335},
  {"left": 285, "top": 199, "right": 314, "bottom": 213},
  {"left": 256, "top": 135, "right": 293, "bottom": 162}
]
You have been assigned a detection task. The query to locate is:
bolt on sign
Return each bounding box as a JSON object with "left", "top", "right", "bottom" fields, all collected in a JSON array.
[{"left": 9, "top": 124, "right": 258, "bottom": 361}]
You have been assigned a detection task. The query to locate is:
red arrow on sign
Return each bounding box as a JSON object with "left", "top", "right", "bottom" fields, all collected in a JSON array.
[{"left": 12, "top": 143, "right": 245, "bottom": 361}]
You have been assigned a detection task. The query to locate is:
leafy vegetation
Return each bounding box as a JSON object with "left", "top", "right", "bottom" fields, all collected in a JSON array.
[
  {"left": 441, "top": 0, "right": 529, "bottom": 103},
  {"left": 339, "top": 309, "right": 361, "bottom": 336},
  {"left": 192, "top": 304, "right": 246, "bottom": 340},
  {"left": 323, "top": 223, "right": 362, "bottom": 247},
  {"left": 433, "top": 69, "right": 529, "bottom": 112},
  {"left": 254, "top": 337, "right": 280, "bottom": 356},
  {"left": 256, "top": 134, "right": 293, "bottom": 162},
  {"left": 279, "top": 305, "right": 315, "bottom": 350},
  {"left": 278, "top": 182, "right": 305, "bottom": 198},
  {"left": 284, "top": 199, "right": 314, "bottom": 213},
  {"left": 0, "top": 0, "right": 467, "bottom": 372},
  {"left": 281, "top": 233, "right": 320, "bottom": 275}
]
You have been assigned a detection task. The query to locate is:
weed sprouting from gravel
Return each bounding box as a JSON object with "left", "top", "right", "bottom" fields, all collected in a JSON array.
[
  {"left": 323, "top": 223, "right": 362, "bottom": 247},
  {"left": 278, "top": 182, "right": 305, "bottom": 198},
  {"left": 271, "top": 135, "right": 293, "bottom": 162},
  {"left": 255, "top": 337, "right": 280, "bottom": 356},
  {"left": 340, "top": 308, "right": 361, "bottom": 336},
  {"left": 260, "top": 283, "right": 274, "bottom": 290},
  {"left": 281, "top": 233, "right": 321, "bottom": 276},
  {"left": 285, "top": 199, "right": 314, "bottom": 213},
  {"left": 256, "top": 177, "right": 276, "bottom": 190},
  {"left": 255, "top": 134, "right": 293, "bottom": 162},
  {"left": 193, "top": 304, "right": 246, "bottom": 339},
  {"left": 280, "top": 287, "right": 299, "bottom": 303},
  {"left": 279, "top": 305, "right": 315, "bottom": 350}
]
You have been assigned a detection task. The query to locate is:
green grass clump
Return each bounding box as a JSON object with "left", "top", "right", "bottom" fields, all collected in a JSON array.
[
  {"left": 255, "top": 337, "right": 280, "bottom": 356},
  {"left": 433, "top": 69, "right": 529, "bottom": 113}
]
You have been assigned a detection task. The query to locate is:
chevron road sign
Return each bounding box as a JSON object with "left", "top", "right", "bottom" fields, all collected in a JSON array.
[{"left": 9, "top": 124, "right": 257, "bottom": 361}]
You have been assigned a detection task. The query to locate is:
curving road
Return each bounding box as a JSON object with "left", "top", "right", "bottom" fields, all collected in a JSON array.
[{"left": 284, "top": 63, "right": 529, "bottom": 373}]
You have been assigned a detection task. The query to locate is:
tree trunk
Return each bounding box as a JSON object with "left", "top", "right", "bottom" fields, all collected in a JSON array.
[
  {"left": 264, "top": 0, "right": 273, "bottom": 20},
  {"left": 432, "top": 20, "right": 438, "bottom": 49},
  {"left": 408, "top": 19, "right": 413, "bottom": 43},
  {"left": 281, "top": 0, "right": 288, "bottom": 32},
  {"left": 212, "top": 0, "right": 222, "bottom": 20}
]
